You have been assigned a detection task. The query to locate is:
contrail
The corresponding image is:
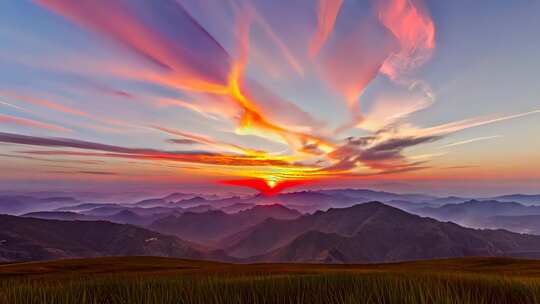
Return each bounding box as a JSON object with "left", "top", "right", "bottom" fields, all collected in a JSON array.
[{"left": 438, "top": 135, "right": 502, "bottom": 149}]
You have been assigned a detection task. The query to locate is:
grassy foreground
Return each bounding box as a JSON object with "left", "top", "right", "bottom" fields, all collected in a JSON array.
[{"left": 1, "top": 257, "right": 540, "bottom": 303}]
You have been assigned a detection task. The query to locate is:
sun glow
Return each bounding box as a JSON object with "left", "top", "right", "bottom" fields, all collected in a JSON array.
[
  {"left": 221, "top": 178, "right": 311, "bottom": 196},
  {"left": 266, "top": 178, "right": 277, "bottom": 188}
]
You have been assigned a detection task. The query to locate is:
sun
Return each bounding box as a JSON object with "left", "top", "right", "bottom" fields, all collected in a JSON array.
[{"left": 266, "top": 179, "right": 277, "bottom": 188}]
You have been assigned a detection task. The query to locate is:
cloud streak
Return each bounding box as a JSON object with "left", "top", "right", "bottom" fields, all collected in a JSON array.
[
  {"left": 439, "top": 135, "right": 503, "bottom": 149},
  {"left": 0, "top": 114, "right": 70, "bottom": 133},
  {"left": 0, "top": 132, "right": 296, "bottom": 167}
]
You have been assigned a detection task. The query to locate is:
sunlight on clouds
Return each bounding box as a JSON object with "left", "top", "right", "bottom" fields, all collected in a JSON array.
[{"left": 0, "top": 0, "right": 536, "bottom": 194}]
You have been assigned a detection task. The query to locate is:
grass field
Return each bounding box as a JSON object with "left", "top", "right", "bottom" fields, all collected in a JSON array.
[{"left": 1, "top": 257, "right": 540, "bottom": 303}]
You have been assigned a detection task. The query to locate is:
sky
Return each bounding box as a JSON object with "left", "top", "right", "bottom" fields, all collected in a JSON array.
[{"left": 0, "top": 0, "right": 539, "bottom": 196}]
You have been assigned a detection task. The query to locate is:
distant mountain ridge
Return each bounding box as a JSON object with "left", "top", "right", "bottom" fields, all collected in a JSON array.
[
  {"left": 0, "top": 195, "right": 81, "bottom": 215},
  {"left": 479, "top": 215, "right": 540, "bottom": 235},
  {"left": 487, "top": 194, "right": 540, "bottom": 205},
  {"left": 4, "top": 189, "right": 540, "bottom": 218},
  {"left": 417, "top": 200, "right": 540, "bottom": 227},
  {"left": 149, "top": 204, "right": 302, "bottom": 244}
]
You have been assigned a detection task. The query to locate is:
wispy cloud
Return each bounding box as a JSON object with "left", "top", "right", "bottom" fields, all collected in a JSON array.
[
  {"left": 310, "top": 0, "right": 343, "bottom": 58},
  {"left": 44, "top": 170, "right": 118, "bottom": 176},
  {"left": 0, "top": 132, "right": 295, "bottom": 167},
  {"left": 1, "top": 91, "right": 87, "bottom": 117},
  {"left": 0, "top": 114, "right": 70, "bottom": 133},
  {"left": 375, "top": 0, "right": 435, "bottom": 80},
  {"left": 439, "top": 135, "right": 503, "bottom": 149}
]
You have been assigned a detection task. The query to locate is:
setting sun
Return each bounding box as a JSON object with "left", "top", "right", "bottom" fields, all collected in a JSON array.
[{"left": 265, "top": 178, "right": 277, "bottom": 189}]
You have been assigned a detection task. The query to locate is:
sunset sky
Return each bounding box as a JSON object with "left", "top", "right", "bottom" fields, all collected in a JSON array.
[{"left": 0, "top": 0, "right": 539, "bottom": 196}]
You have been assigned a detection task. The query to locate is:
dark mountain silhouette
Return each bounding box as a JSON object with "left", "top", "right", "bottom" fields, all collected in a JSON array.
[
  {"left": 149, "top": 204, "right": 302, "bottom": 244},
  {"left": 255, "top": 230, "right": 352, "bottom": 263},
  {"left": 0, "top": 214, "right": 229, "bottom": 262},
  {"left": 224, "top": 202, "right": 540, "bottom": 262},
  {"left": 224, "top": 202, "right": 414, "bottom": 258}
]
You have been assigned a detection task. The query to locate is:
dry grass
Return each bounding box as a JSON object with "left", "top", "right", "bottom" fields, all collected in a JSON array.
[{"left": 1, "top": 257, "right": 540, "bottom": 303}]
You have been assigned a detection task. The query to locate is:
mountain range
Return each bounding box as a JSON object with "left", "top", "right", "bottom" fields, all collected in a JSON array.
[
  {"left": 6, "top": 201, "right": 540, "bottom": 263},
  {"left": 3, "top": 188, "right": 540, "bottom": 264}
]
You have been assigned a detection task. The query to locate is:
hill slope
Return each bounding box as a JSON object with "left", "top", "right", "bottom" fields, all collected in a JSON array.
[
  {"left": 225, "top": 202, "right": 540, "bottom": 262},
  {"left": 0, "top": 214, "right": 222, "bottom": 262}
]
